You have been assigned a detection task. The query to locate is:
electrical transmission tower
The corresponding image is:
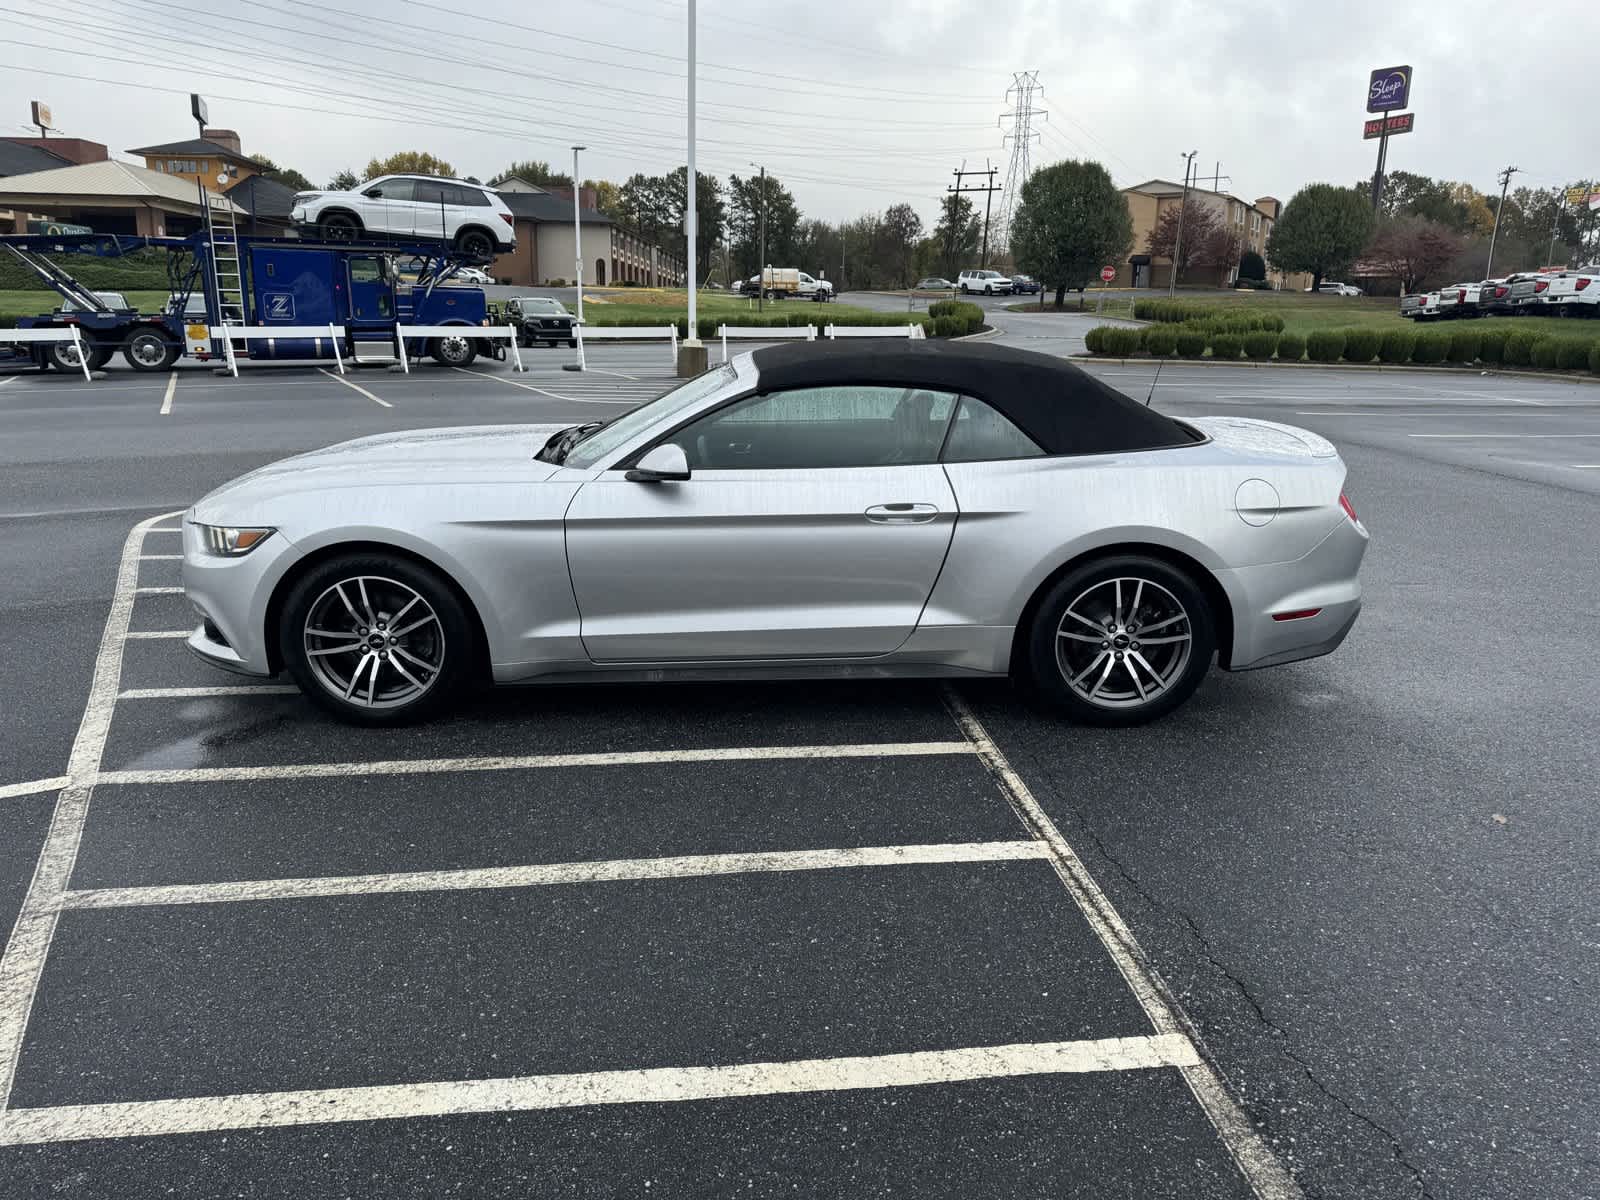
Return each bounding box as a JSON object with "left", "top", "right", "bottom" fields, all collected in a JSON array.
[{"left": 997, "top": 70, "right": 1046, "bottom": 249}]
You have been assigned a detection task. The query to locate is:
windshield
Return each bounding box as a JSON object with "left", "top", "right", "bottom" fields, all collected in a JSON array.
[
  {"left": 520, "top": 298, "right": 569, "bottom": 314},
  {"left": 563, "top": 364, "right": 738, "bottom": 469}
]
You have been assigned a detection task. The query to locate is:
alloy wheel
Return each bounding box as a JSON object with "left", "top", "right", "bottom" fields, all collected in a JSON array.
[
  {"left": 302, "top": 575, "right": 445, "bottom": 709},
  {"left": 1054, "top": 576, "right": 1193, "bottom": 709}
]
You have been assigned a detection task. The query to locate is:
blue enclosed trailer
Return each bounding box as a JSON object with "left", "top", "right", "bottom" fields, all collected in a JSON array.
[{"left": 1, "top": 228, "right": 501, "bottom": 372}]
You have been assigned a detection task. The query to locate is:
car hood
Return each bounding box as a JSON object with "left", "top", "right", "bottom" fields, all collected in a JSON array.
[{"left": 193, "top": 424, "right": 571, "bottom": 518}]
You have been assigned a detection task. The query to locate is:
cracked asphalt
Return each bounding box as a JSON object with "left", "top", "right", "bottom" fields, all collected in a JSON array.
[{"left": 3, "top": 322, "right": 1598, "bottom": 1199}]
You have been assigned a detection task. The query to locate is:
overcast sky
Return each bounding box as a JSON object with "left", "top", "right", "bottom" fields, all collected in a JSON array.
[{"left": 4, "top": 0, "right": 1594, "bottom": 226}]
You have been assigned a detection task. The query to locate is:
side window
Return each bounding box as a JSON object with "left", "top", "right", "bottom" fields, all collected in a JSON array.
[
  {"left": 412, "top": 180, "right": 444, "bottom": 205},
  {"left": 349, "top": 257, "right": 384, "bottom": 283},
  {"left": 669, "top": 385, "right": 957, "bottom": 470},
  {"left": 458, "top": 186, "right": 492, "bottom": 207},
  {"left": 373, "top": 179, "right": 415, "bottom": 203},
  {"left": 942, "top": 395, "right": 1045, "bottom": 463}
]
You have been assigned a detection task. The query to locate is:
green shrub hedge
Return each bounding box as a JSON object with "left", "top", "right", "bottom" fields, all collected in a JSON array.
[
  {"left": 1175, "top": 329, "right": 1208, "bottom": 358},
  {"left": 1447, "top": 329, "right": 1480, "bottom": 364},
  {"left": 1592, "top": 342, "right": 1600, "bottom": 375},
  {"left": 1275, "top": 331, "right": 1305, "bottom": 362},
  {"left": 1102, "top": 326, "right": 1142, "bottom": 355},
  {"left": 1378, "top": 328, "right": 1415, "bottom": 363},
  {"left": 1341, "top": 328, "right": 1381, "bottom": 363},
  {"left": 1477, "top": 327, "right": 1508, "bottom": 364},
  {"left": 1209, "top": 332, "right": 1242, "bottom": 360},
  {"left": 1306, "top": 330, "right": 1345, "bottom": 363},
  {"left": 1242, "top": 330, "right": 1277, "bottom": 361},
  {"left": 1411, "top": 330, "right": 1450, "bottom": 364},
  {"left": 1504, "top": 329, "right": 1542, "bottom": 366},
  {"left": 1144, "top": 326, "right": 1177, "bottom": 357},
  {"left": 926, "top": 299, "right": 985, "bottom": 334},
  {"left": 1130, "top": 299, "right": 1282, "bottom": 331},
  {"left": 1554, "top": 338, "right": 1594, "bottom": 371}
]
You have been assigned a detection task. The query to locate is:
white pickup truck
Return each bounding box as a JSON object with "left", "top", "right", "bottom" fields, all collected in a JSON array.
[
  {"left": 1540, "top": 270, "right": 1599, "bottom": 313},
  {"left": 1435, "top": 281, "right": 1482, "bottom": 318},
  {"left": 1399, "top": 290, "right": 1442, "bottom": 320},
  {"left": 743, "top": 268, "right": 835, "bottom": 302}
]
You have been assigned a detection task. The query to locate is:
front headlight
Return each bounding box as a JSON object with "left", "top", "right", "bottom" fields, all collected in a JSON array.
[{"left": 195, "top": 524, "right": 275, "bottom": 556}]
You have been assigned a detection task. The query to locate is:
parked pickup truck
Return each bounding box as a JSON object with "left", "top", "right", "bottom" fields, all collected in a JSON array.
[
  {"left": 1435, "top": 281, "right": 1482, "bottom": 318},
  {"left": 1399, "top": 290, "right": 1441, "bottom": 320},
  {"left": 1540, "top": 270, "right": 1599, "bottom": 313},
  {"left": 1503, "top": 274, "right": 1552, "bottom": 311},
  {"left": 743, "top": 268, "right": 834, "bottom": 301}
]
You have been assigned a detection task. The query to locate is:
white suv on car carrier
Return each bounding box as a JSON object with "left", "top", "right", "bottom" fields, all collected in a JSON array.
[{"left": 291, "top": 175, "right": 516, "bottom": 258}]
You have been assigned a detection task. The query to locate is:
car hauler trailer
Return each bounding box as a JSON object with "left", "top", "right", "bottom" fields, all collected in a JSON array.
[{"left": 1, "top": 222, "right": 506, "bottom": 373}]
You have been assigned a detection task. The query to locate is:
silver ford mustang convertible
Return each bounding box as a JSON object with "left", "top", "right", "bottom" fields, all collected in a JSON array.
[{"left": 181, "top": 342, "right": 1368, "bottom": 725}]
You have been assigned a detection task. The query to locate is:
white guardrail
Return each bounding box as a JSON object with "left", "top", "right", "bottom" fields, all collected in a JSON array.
[
  {"left": 717, "top": 323, "right": 813, "bottom": 363},
  {"left": 210, "top": 325, "right": 346, "bottom": 377},
  {"left": 825, "top": 324, "right": 926, "bottom": 339},
  {"left": 575, "top": 324, "right": 680, "bottom": 366},
  {"left": 395, "top": 324, "right": 523, "bottom": 374},
  {"left": 2, "top": 326, "right": 94, "bottom": 381}
]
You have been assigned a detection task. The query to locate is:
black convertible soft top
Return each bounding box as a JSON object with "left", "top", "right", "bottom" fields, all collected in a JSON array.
[{"left": 749, "top": 340, "right": 1197, "bottom": 455}]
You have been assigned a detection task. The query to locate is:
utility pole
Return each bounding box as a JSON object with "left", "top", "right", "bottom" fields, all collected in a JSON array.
[
  {"left": 680, "top": 0, "right": 701, "bottom": 373},
  {"left": 949, "top": 161, "right": 1002, "bottom": 268},
  {"left": 1207, "top": 162, "right": 1230, "bottom": 192},
  {"left": 1547, "top": 188, "right": 1565, "bottom": 267},
  {"left": 567, "top": 144, "right": 587, "bottom": 372},
  {"left": 749, "top": 162, "right": 767, "bottom": 312},
  {"left": 998, "top": 71, "right": 1045, "bottom": 252},
  {"left": 1169, "top": 150, "right": 1198, "bottom": 296},
  {"left": 1485, "top": 165, "right": 1518, "bottom": 278}
]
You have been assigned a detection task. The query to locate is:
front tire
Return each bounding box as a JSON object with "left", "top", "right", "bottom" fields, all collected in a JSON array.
[
  {"left": 317, "top": 211, "right": 362, "bottom": 240},
  {"left": 279, "top": 554, "right": 474, "bottom": 725},
  {"left": 1025, "top": 555, "right": 1216, "bottom": 726},
  {"left": 455, "top": 227, "right": 494, "bottom": 259},
  {"left": 430, "top": 333, "right": 477, "bottom": 367}
]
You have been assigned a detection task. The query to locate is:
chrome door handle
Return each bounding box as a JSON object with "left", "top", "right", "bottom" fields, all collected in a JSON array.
[{"left": 865, "top": 502, "right": 939, "bottom": 524}]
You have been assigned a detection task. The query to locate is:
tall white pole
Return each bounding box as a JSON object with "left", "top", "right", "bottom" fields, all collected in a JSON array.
[
  {"left": 684, "top": 0, "right": 699, "bottom": 345},
  {"left": 571, "top": 144, "right": 586, "bottom": 371}
]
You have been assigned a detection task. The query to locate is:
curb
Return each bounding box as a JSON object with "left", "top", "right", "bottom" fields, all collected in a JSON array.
[
  {"left": 952, "top": 325, "right": 1003, "bottom": 342},
  {"left": 1071, "top": 356, "right": 1600, "bottom": 386}
]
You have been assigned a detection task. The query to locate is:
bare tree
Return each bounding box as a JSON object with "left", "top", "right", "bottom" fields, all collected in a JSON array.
[
  {"left": 1364, "top": 215, "right": 1464, "bottom": 293},
  {"left": 1146, "top": 197, "right": 1242, "bottom": 281}
]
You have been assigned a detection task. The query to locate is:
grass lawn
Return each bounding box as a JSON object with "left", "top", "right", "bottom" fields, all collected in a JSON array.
[
  {"left": 1011, "top": 290, "right": 1596, "bottom": 339},
  {"left": 1, "top": 289, "right": 169, "bottom": 321},
  {"left": 581, "top": 287, "right": 897, "bottom": 325}
]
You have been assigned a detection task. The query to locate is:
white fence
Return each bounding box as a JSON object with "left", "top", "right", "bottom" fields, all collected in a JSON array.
[
  {"left": 395, "top": 324, "right": 523, "bottom": 374},
  {"left": 2, "top": 326, "right": 94, "bottom": 381},
  {"left": 718, "top": 323, "right": 814, "bottom": 363},
  {"left": 210, "top": 324, "right": 346, "bottom": 377},
  {"left": 575, "top": 324, "right": 679, "bottom": 367},
  {"left": 825, "top": 324, "right": 926, "bottom": 339}
]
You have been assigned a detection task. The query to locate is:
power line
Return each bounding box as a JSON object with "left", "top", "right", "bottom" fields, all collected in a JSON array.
[
  {"left": 949, "top": 160, "right": 1002, "bottom": 268},
  {"left": 997, "top": 71, "right": 1045, "bottom": 249}
]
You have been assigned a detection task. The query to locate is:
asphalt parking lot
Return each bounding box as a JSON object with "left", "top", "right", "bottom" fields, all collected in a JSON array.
[{"left": 2, "top": 336, "right": 1598, "bottom": 1199}]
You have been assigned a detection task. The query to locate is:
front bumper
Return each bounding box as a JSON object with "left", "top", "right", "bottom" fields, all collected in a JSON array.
[
  {"left": 180, "top": 517, "right": 297, "bottom": 677},
  {"left": 1218, "top": 515, "right": 1368, "bottom": 672}
]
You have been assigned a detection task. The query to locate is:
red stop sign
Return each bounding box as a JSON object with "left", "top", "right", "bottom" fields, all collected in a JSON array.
[{"left": 1100, "top": 266, "right": 1116, "bottom": 282}]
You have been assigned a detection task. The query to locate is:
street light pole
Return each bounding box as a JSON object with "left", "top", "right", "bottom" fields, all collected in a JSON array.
[
  {"left": 750, "top": 162, "right": 767, "bottom": 313},
  {"left": 569, "top": 144, "right": 587, "bottom": 372},
  {"left": 1485, "top": 164, "right": 1518, "bottom": 278},
  {"left": 682, "top": 0, "right": 700, "bottom": 365},
  {"left": 1169, "top": 150, "right": 1198, "bottom": 297}
]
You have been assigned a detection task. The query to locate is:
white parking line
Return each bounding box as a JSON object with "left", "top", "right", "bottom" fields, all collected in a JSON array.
[
  {"left": 319, "top": 368, "right": 392, "bottom": 408},
  {"left": 159, "top": 373, "right": 176, "bottom": 416},
  {"left": 117, "top": 685, "right": 299, "bottom": 700},
  {"left": 0, "top": 776, "right": 70, "bottom": 802},
  {"left": 60, "top": 841, "right": 1049, "bottom": 910},
  {"left": 148, "top": 526, "right": 182, "bottom": 534},
  {"left": 94, "top": 741, "right": 975, "bottom": 787},
  {"left": 122, "top": 630, "right": 191, "bottom": 640},
  {"left": 0, "top": 1033, "right": 1199, "bottom": 1146},
  {"left": 134, "top": 586, "right": 183, "bottom": 595},
  {"left": 139, "top": 554, "right": 181, "bottom": 561},
  {"left": 451, "top": 365, "right": 634, "bottom": 405},
  {"left": 1409, "top": 433, "right": 1600, "bottom": 439},
  {"left": 0, "top": 510, "right": 181, "bottom": 1108},
  {"left": 941, "top": 688, "right": 1301, "bottom": 1200},
  {"left": 0, "top": 377, "right": 15, "bottom": 391}
]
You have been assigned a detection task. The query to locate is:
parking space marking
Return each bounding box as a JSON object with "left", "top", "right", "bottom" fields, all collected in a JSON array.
[
  {"left": 318, "top": 368, "right": 392, "bottom": 408},
  {"left": 0, "top": 377, "right": 14, "bottom": 391},
  {"left": 942, "top": 688, "right": 1301, "bottom": 1200},
  {"left": 451, "top": 366, "right": 634, "bottom": 405},
  {"left": 117, "top": 685, "right": 299, "bottom": 700},
  {"left": 0, "top": 777, "right": 70, "bottom": 803},
  {"left": 93, "top": 741, "right": 976, "bottom": 787},
  {"left": 0, "top": 1032, "right": 1199, "bottom": 1147},
  {"left": 1409, "top": 432, "right": 1600, "bottom": 439},
  {"left": 148, "top": 526, "right": 181, "bottom": 534},
  {"left": 159, "top": 374, "right": 176, "bottom": 416},
  {"left": 138, "top": 554, "right": 181, "bottom": 561},
  {"left": 59, "top": 840, "right": 1050, "bottom": 911},
  {"left": 0, "top": 510, "right": 180, "bottom": 1108},
  {"left": 134, "top": 586, "right": 183, "bottom": 595},
  {"left": 122, "top": 630, "right": 190, "bottom": 640}
]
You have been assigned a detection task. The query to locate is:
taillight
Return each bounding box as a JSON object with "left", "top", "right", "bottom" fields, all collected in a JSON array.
[
  {"left": 1495, "top": 286, "right": 1508, "bottom": 298},
  {"left": 1535, "top": 280, "right": 1548, "bottom": 293},
  {"left": 498, "top": 212, "right": 514, "bottom": 225},
  {"left": 1339, "top": 492, "right": 1359, "bottom": 524},
  {"left": 1578, "top": 277, "right": 1592, "bottom": 291},
  {"left": 1458, "top": 289, "right": 1466, "bottom": 302},
  {"left": 1272, "top": 608, "right": 1323, "bottom": 622}
]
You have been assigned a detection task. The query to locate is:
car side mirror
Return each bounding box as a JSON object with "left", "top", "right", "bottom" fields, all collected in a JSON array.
[
  {"left": 626, "top": 443, "right": 691, "bottom": 482},
  {"left": 367, "top": 188, "right": 383, "bottom": 199}
]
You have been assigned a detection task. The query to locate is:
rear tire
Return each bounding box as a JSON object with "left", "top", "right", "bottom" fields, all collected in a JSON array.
[
  {"left": 430, "top": 333, "right": 477, "bottom": 367},
  {"left": 279, "top": 553, "right": 474, "bottom": 726},
  {"left": 45, "top": 340, "right": 92, "bottom": 372},
  {"left": 1025, "top": 554, "right": 1216, "bottom": 726},
  {"left": 455, "top": 227, "right": 494, "bottom": 259},
  {"left": 123, "top": 330, "right": 177, "bottom": 372}
]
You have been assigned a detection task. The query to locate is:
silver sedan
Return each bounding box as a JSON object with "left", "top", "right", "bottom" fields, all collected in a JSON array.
[{"left": 181, "top": 342, "right": 1368, "bottom": 725}]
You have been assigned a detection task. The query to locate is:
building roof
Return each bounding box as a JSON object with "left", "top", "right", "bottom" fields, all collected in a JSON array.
[
  {"left": 500, "top": 190, "right": 612, "bottom": 225},
  {"left": 749, "top": 341, "right": 1197, "bottom": 457},
  {"left": 0, "top": 140, "right": 72, "bottom": 177},
  {"left": 126, "top": 137, "right": 256, "bottom": 166},
  {"left": 0, "top": 159, "right": 244, "bottom": 213},
  {"left": 224, "top": 173, "right": 297, "bottom": 221},
  {"left": 1123, "top": 179, "right": 1278, "bottom": 220}
]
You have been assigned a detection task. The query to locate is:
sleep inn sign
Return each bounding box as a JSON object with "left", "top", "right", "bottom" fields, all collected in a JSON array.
[{"left": 1367, "top": 65, "right": 1412, "bottom": 113}]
